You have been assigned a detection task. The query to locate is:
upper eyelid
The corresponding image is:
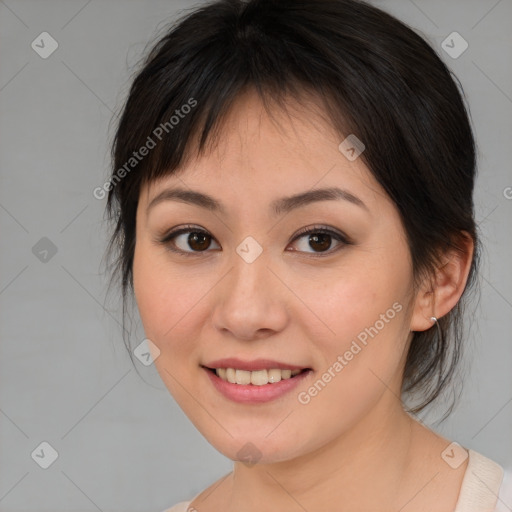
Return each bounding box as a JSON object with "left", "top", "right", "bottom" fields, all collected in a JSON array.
[{"left": 161, "top": 224, "right": 347, "bottom": 241}]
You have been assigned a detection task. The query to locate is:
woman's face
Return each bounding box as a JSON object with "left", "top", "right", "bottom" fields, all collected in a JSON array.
[{"left": 133, "top": 90, "right": 418, "bottom": 464}]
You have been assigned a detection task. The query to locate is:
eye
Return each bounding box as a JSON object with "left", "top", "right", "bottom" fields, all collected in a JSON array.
[
  {"left": 288, "top": 225, "right": 350, "bottom": 256},
  {"left": 158, "top": 225, "right": 220, "bottom": 256},
  {"left": 157, "top": 224, "right": 351, "bottom": 257}
]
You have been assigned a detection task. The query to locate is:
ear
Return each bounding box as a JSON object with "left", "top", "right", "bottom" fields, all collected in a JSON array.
[{"left": 410, "top": 233, "right": 474, "bottom": 332}]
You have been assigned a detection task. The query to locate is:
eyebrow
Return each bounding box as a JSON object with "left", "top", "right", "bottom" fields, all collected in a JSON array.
[{"left": 146, "top": 186, "right": 368, "bottom": 216}]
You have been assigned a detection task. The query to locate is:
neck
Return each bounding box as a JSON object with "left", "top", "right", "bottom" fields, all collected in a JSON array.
[{"left": 226, "top": 395, "right": 417, "bottom": 511}]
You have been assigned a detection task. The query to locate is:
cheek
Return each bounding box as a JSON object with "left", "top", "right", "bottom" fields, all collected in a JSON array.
[
  {"left": 311, "top": 255, "right": 410, "bottom": 343},
  {"left": 288, "top": 275, "right": 411, "bottom": 452},
  {"left": 133, "top": 243, "right": 192, "bottom": 349},
  {"left": 133, "top": 245, "right": 204, "bottom": 408},
  {"left": 299, "top": 252, "right": 412, "bottom": 398},
  {"left": 133, "top": 241, "right": 214, "bottom": 373},
  {"left": 133, "top": 247, "right": 167, "bottom": 337}
]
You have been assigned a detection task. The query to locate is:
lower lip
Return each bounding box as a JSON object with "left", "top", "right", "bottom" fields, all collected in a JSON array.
[{"left": 203, "top": 367, "right": 312, "bottom": 404}]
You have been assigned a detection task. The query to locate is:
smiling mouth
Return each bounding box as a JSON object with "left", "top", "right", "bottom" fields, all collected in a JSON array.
[{"left": 203, "top": 367, "right": 311, "bottom": 386}]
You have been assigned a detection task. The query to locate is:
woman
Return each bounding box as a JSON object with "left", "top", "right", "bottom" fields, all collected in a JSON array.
[{"left": 104, "top": 0, "right": 511, "bottom": 510}]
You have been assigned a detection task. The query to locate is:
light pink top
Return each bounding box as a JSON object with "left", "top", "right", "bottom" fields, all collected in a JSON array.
[{"left": 162, "top": 449, "right": 511, "bottom": 512}]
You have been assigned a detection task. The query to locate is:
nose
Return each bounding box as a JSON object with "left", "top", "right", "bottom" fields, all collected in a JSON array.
[{"left": 211, "top": 247, "right": 289, "bottom": 341}]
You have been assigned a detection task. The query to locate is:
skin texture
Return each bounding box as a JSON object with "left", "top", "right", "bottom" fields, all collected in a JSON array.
[{"left": 133, "top": 89, "right": 474, "bottom": 511}]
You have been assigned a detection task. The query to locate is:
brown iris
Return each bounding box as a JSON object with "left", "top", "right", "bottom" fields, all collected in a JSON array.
[
  {"left": 188, "top": 232, "right": 211, "bottom": 251},
  {"left": 307, "top": 233, "right": 331, "bottom": 252}
]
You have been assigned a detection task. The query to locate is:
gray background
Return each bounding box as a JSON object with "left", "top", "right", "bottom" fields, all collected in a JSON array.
[{"left": 0, "top": 0, "right": 511, "bottom": 511}]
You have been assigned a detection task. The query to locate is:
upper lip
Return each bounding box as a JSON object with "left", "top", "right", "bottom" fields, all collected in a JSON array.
[{"left": 203, "top": 358, "right": 310, "bottom": 371}]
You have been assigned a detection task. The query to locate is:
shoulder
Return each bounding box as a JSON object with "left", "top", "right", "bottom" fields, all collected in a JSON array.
[
  {"left": 454, "top": 448, "right": 505, "bottom": 511},
  {"left": 160, "top": 500, "right": 192, "bottom": 512},
  {"left": 495, "top": 465, "right": 512, "bottom": 512}
]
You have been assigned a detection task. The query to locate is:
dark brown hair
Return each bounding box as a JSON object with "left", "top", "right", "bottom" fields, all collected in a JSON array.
[{"left": 104, "top": 0, "right": 480, "bottom": 417}]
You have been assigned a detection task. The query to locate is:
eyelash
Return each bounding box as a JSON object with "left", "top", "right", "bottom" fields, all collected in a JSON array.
[{"left": 157, "top": 224, "right": 352, "bottom": 258}]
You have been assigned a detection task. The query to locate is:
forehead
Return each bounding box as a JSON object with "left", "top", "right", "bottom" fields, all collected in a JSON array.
[{"left": 139, "top": 89, "right": 385, "bottom": 210}]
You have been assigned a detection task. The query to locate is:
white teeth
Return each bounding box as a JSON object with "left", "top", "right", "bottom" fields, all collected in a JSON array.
[
  {"left": 214, "top": 367, "right": 304, "bottom": 385},
  {"left": 226, "top": 368, "right": 236, "bottom": 383},
  {"left": 281, "top": 369, "right": 292, "bottom": 379},
  {"left": 250, "top": 369, "right": 268, "bottom": 386},
  {"left": 235, "top": 369, "right": 251, "bottom": 385},
  {"left": 267, "top": 369, "right": 281, "bottom": 383}
]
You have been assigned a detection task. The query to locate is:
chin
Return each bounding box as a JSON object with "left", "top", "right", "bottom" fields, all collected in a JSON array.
[{"left": 196, "top": 425, "right": 307, "bottom": 466}]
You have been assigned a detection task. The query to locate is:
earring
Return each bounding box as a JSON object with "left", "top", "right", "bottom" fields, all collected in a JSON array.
[
  {"left": 430, "top": 316, "right": 442, "bottom": 337},
  {"left": 429, "top": 316, "right": 443, "bottom": 352}
]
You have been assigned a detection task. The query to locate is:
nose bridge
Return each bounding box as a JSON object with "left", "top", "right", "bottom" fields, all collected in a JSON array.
[
  {"left": 211, "top": 237, "right": 288, "bottom": 338},
  {"left": 229, "top": 236, "right": 271, "bottom": 298}
]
